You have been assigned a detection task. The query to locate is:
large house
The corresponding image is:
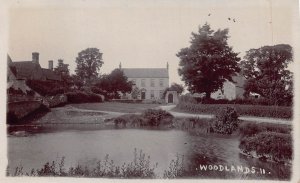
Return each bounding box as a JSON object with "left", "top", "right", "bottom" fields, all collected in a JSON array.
[{"left": 120, "top": 63, "right": 169, "bottom": 101}]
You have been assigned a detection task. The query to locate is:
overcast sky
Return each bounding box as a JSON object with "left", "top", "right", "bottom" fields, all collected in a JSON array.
[{"left": 8, "top": 0, "right": 297, "bottom": 85}]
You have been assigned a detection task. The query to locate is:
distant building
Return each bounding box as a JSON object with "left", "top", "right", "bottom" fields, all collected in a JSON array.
[
  {"left": 211, "top": 75, "right": 246, "bottom": 100},
  {"left": 8, "top": 52, "right": 62, "bottom": 82},
  {"left": 119, "top": 63, "right": 169, "bottom": 101}
]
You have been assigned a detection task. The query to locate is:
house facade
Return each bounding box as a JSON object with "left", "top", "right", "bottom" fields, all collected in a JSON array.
[
  {"left": 120, "top": 63, "right": 169, "bottom": 100},
  {"left": 211, "top": 75, "right": 246, "bottom": 100}
]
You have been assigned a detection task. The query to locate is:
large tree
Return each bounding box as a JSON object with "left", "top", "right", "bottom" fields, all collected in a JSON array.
[
  {"left": 177, "top": 23, "right": 240, "bottom": 98},
  {"left": 94, "top": 69, "right": 132, "bottom": 99},
  {"left": 240, "top": 44, "right": 293, "bottom": 105},
  {"left": 163, "top": 83, "right": 185, "bottom": 98},
  {"left": 75, "top": 48, "right": 104, "bottom": 85}
]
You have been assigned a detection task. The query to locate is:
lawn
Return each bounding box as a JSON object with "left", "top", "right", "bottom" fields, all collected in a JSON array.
[{"left": 70, "top": 102, "right": 162, "bottom": 113}]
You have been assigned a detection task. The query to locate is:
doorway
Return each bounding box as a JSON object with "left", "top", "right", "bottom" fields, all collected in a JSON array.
[
  {"left": 141, "top": 91, "right": 146, "bottom": 100},
  {"left": 168, "top": 93, "right": 173, "bottom": 103}
]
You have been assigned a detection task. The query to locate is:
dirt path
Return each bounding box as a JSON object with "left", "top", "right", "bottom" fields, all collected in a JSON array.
[
  {"left": 158, "top": 105, "right": 292, "bottom": 125},
  {"left": 22, "top": 104, "right": 291, "bottom": 126}
]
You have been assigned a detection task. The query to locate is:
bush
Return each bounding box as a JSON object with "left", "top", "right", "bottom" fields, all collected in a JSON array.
[
  {"left": 209, "top": 107, "right": 239, "bottom": 135},
  {"left": 66, "top": 91, "right": 103, "bottom": 104},
  {"left": 113, "top": 114, "right": 146, "bottom": 128},
  {"left": 142, "top": 109, "right": 174, "bottom": 127},
  {"left": 239, "top": 131, "right": 292, "bottom": 163}
]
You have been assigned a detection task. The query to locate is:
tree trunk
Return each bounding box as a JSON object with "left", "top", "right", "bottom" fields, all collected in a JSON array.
[{"left": 205, "top": 92, "right": 211, "bottom": 99}]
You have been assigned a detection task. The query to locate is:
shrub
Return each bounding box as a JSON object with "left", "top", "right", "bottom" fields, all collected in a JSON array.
[
  {"left": 113, "top": 114, "right": 146, "bottom": 128},
  {"left": 239, "top": 131, "right": 292, "bottom": 163},
  {"left": 142, "top": 109, "right": 174, "bottom": 127},
  {"left": 210, "top": 107, "right": 239, "bottom": 135},
  {"left": 66, "top": 91, "right": 102, "bottom": 104}
]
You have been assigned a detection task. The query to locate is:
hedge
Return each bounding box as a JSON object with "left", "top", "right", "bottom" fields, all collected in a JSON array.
[
  {"left": 176, "top": 102, "right": 292, "bottom": 119},
  {"left": 66, "top": 91, "right": 103, "bottom": 104}
]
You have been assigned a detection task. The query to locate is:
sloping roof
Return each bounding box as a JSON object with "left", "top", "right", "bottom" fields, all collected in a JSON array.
[
  {"left": 42, "top": 68, "right": 61, "bottom": 81},
  {"left": 10, "top": 61, "right": 61, "bottom": 81},
  {"left": 122, "top": 68, "right": 169, "bottom": 78},
  {"left": 11, "top": 61, "right": 39, "bottom": 79}
]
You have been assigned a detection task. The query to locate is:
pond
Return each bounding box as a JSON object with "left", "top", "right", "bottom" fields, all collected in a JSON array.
[{"left": 7, "top": 127, "right": 291, "bottom": 180}]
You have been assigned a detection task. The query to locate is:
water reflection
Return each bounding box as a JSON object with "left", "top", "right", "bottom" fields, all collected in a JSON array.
[{"left": 7, "top": 126, "right": 291, "bottom": 180}]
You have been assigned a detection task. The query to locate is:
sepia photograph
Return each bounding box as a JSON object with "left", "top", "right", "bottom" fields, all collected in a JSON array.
[{"left": 1, "top": 0, "right": 299, "bottom": 182}]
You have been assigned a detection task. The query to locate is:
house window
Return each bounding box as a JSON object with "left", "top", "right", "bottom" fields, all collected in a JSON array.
[
  {"left": 150, "top": 90, "right": 154, "bottom": 99},
  {"left": 150, "top": 79, "right": 155, "bottom": 87},
  {"left": 159, "top": 79, "right": 164, "bottom": 87},
  {"left": 159, "top": 90, "right": 164, "bottom": 99},
  {"left": 131, "top": 79, "right": 136, "bottom": 85},
  {"left": 141, "top": 79, "right": 146, "bottom": 87}
]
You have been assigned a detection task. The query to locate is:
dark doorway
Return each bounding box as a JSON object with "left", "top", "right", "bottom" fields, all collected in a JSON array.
[
  {"left": 141, "top": 91, "right": 146, "bottom": 99},
  {"left": 168, "top": 93, "right": 173, "bottom": 103}
]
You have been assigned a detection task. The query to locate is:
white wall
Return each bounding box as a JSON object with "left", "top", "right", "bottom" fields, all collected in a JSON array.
[
  {"left": 127, "top": 77, "right": 169, "bottom": 100},
  {"left": 211, "top": 81, "right": 236, "bottom": 100}
]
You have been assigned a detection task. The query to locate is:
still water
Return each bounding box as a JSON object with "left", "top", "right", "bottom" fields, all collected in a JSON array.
[{"left": 7, "top": 128, "right": 290, "bottom": 180}]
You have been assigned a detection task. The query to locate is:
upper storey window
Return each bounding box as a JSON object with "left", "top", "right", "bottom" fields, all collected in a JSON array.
[
  {"left": 159, "top": 79, "right": 164, "bottom": 87},
  {"left": 150, "top": 79, "right": 155, "bottom": 87},
  {"left": 141, "top": 79, "right": 146, "bottom": 87}
]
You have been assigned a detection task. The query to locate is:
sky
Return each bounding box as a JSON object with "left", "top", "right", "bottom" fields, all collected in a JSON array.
[{"left": 7, "top": 0, "right": 298, "bottom": 86}]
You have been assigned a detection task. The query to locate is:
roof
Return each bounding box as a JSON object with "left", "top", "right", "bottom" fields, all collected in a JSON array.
[
  {"left": 42, "top": 68, "right": 61, "bottom": 81},
  {"left": 11, "top": 61, "right": 39, "bottom": 79},
  {"left": 122, "top": 68, "right": 169, "bottom": 78},
  {"left": 10, "top": 61, "right": 61, "bottom": 81}
]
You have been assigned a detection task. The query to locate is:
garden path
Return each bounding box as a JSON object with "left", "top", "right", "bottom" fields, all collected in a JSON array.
[{"left": 158, "top": 105, "right": 292, "bottom": 125}]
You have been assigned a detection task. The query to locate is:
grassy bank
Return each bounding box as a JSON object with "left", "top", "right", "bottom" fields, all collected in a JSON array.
[
  {"left": 174, "top": 103, "right": 292, "bottom": 119},
  {"left": 238, "top": 122, "right": 292, "bottom": 164}
]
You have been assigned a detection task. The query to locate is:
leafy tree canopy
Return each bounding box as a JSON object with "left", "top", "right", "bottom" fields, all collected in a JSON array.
[
  {"left": 240, "top": 44, "right": 293, "bottom": 105},
  {"left": 163, "top": 83, "right": 185, "bottom": 98},
  {"left": 75, "top": 48, "right": 104, "bottom": 85},
  {"left": 177, "top": 23, "right": 240, "bottom": 98},
  {"left": 94, "top": 69, "right": 132, "bottom": 99}
]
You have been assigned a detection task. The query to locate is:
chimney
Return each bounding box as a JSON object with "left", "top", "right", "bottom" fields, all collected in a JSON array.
[
  {"left": 166, "top": 62, "right": 169, "bottom": 70},
  {"left": 58, "top": 59, "right": 64, "bottom": 65},
  {"left": 48, "top": 60, "right": 53, "bottom": 70},
  {"left": 119, "top": 62, "right": 122, "bottom": 69},
  {"left": 32, "top": 52, "right": 39, "bottom": 64}
]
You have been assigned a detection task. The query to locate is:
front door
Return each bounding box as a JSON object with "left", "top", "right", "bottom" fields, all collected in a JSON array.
[
  {"left": 168, "top": 93, "right": 173, "bottom": 103},
  {"left": 141, "top": 91, "right": 146, "bottom": 100}
]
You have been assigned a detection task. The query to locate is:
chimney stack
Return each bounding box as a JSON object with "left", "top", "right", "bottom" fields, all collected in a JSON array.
[
  {"left": 58, "top": 59, "right": 63, "bottom": 66},
  {"left": 48, "top": 60, "right": 53, "bottom": 70},
  {"left": 32, "top": 52, "right": 39, "bottom": 64}
]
